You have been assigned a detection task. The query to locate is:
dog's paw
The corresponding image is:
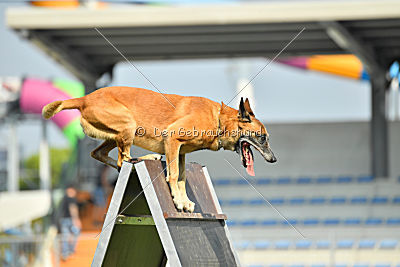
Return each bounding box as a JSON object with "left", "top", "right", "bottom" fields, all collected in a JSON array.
[
  {"left": 173, "top": 195, "right": 195, "bottom": 212},
  {"left": 139, "top": 154, "right": 163, "bottom": 161},
  {"left": 173, "top": 196, "right": 185, "bottom": 211},
  {"left": 183, "top": 199, "right": 195, "bottom": 213}
]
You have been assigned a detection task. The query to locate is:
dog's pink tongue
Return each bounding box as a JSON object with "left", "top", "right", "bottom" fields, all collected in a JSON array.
[
  {"left": 245, "top": 148, "right": 255, "bottom": 176},
  {"left": 246, "top": 160, "right": 255, "bottom": 176}
]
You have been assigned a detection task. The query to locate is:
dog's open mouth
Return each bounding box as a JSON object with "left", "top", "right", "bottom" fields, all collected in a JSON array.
[{"left": 240, "top": 141, "right": 255, "bottom": 176}]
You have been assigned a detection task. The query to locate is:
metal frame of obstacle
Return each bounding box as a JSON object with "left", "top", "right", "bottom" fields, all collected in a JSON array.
[{"left": 92, "top": 160, "right": 240, "bottom": 267}]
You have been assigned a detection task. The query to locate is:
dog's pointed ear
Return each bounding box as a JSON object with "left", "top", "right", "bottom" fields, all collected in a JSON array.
[
  {"left": 221, "top": 101, "right": 226, "bottom": 110},
  {"left": 238, "top": 97, "right": 251, "bottom": 122},
  {"left": 244, "top": 98, "right": 254, "bottom": 116}
]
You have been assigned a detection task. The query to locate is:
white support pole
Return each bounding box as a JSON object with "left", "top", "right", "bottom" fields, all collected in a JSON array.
[
  {"left": 387, "top": 78, "right": 399, "bottom": 121},
  {"left": 7, "top": 122, "right": 19, "bottom": 192},
  {"left": 40, "top": 119, "right": 51, "bottom": 191},
  {"left": 392, "top": 78, "right": 399, "bottom": 121},
  {"left": 228, "top": 59, "right": 256, "bottom": 111}
]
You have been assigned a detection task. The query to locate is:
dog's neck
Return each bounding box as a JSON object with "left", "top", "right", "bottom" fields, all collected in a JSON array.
[
  {"left": 217, "top": 103, "right": 239, "bottom": 151},
  {"left": 217, "top": 105, "right": 223, "bottom": 150}
]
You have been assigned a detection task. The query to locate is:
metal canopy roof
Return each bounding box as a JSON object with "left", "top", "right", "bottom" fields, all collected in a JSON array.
[{"left": 6, "top": 1, "right": 400, "bottom": 83}]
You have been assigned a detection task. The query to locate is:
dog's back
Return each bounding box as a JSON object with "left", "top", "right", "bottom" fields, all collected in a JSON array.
[{"left": 43, "top": 86, "right": 221, "bottom": 142}]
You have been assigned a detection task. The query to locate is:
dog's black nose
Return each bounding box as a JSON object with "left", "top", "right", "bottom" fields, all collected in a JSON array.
[{"left": 270, "top": 155, "right": 277, "bottom": 163}]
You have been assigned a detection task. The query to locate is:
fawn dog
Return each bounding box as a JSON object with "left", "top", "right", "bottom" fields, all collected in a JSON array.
[{"left": 42, "top": 87, "right": 276, "bottom": 212}]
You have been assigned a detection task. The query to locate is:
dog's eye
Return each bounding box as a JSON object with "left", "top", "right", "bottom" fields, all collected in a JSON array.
[{"left": 260, "top": 135, "right": 266, "bottom": 143}]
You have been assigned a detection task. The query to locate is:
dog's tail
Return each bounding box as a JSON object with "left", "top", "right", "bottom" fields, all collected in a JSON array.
[{"left": 42, "top": 97, "right": 83, "bottom": 119}]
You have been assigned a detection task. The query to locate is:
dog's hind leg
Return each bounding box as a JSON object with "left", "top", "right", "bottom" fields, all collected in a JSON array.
[
  {"left": 115, "top": 128, "right": 135, "bottom": 168},
  {"left": 178, "top": 154, "right": 195, "bottom": 212},
  {"left": 91, "top": 140, "right": 118, "bottom": 169}
]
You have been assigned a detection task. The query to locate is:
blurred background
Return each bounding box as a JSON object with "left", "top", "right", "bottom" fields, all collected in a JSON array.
[{"left": 0, "top": 0, "right": 400, "bottom": 266}]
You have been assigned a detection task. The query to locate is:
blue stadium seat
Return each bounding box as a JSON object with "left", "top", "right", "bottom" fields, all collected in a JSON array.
[
  {"left": 282, "top": 219, "right": 298, "bottom": 226},
  {"left": 214, "top": 179, "right": 232, "bottom": 186},
  {"left": 350, "top": 197, "right": 368, "bottom": 204},
  {"left": 248, "top": 265, "right": 264, "bottom": 267},
  {"left": 289, "top": 197, "right": 306, "bottom": 205},
  {"left": 269, "top": 265, "right": 284, "bottom": 267},
  {"left": 379, "top": 239, "right": 398, "bottom": 249},
  {"left": 375, "top": 264, "right": 391, "bottom": 267},
  {"left": 344, "top": 218, "right": 362, "bottom": 225},
  {"left": 256, "top": 178, "right": 272, "bottom": 185},
  {"left": 323, "top": 218, "right": 340, "bottom": 225},
  {"left": 277, "top": 177, "right": 291, "bottom": 184},
  {"left": 226, "top": 220, "right": 237, "bottom": 227},
  {"left": 275, "top": 240, "right": 291, "bottom": 249},
  {"left": 269, "top": 198, "right": 285, "bottom": 205},
  {"left": 337, "top": 176, "right": 352, "bottom": 183},
  {"left": 296, "top": 177, "right": 312, "bottom": 184},
  {"left": 387, "top": 218, "right": 400, "bottom": 225},
  {"left": 330, "top": 197, "right": 346, "bottom": 204},
  {"left": 289, "top": 265, "right": 305, "bottom": 267},
  {"left": 359, "top": 239, "right": 376, "bottom": 249},
  {"left": 334, "top": 264, "right": 347, "bottom": 267},
  {"left": 310, "top": 197, "right": 326, "bottom": 204},
  {"left": 371, "top": 196, "right": 388, "bottom": 204},
  {"left": 249, "top": 198, "right": 264, "bottom": 205},
  {"left": 241, "top": 220, "right": 257, "bottom": 227},
  {"left": 261, "top": 219, "right": 278, "bottom": 226},
  {"left": 236, "top": 179, "right": 248, "bottom": 185},
  {"left": 228, "top": 199, "right": 244, "bottom": 205},
  {"left": 353, "top": 264, "right": 369, "bottom": 267},
  {"left": 254, "top": 240, "right": 271, "bottom": 249},
  {"left": 304, "top": 218, "right": 320, "bottom": 225},
  {"left": 234, "top": 240, "right": 250, "bottom": 250},
  {"left": 295, "top": 240, "right": 312, "bottom": 249},
  {"left": 311, "top": 265, "right": 327, "bottom": 267},
  {"left": 393, "top": 196, "right": 400, "bottom": 203},
  {"left": 316, "top": 177, "right": 333, "bottom": 184},
  {"left": 218, "top": 199, "right": 226, "bottom": 206},
  {"left": 316, "top": 240, "right": 330, "bottom": 249},
  {"left": 365, "top": 218, "right": 383, "bottom": 225},
  {"left": 337, "top": 240, "right": 354, "bottom": 248},
  {"left": 357, "top": 175, "right": 373, "bottom": 183}
]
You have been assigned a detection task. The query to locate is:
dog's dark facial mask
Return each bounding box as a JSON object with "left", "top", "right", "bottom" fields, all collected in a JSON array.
[{"left": 235, "top": 98, "right": 277, "bottom": 176}]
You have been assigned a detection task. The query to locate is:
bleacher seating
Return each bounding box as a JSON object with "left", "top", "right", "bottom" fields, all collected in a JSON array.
[
  {"left": 213, "top": 175, "right": 378, "bottom": 186},
  {"left": 252, "top": 264, "right": 398, "bottom": 267},
  {"left": 218, "top": 196, "right": 400, "bottom": 206},
  {"left": 234, "top": 239, "right": 400, "bottom": 250},
  {"left": 245, "top": 263, "right": 400, "bottom": 267},
  {"left": 226, "top": 217, "right": 400, "bottom": 227},
  {"left": 215, "top": 175, "right": 400, "bottom": 266}
]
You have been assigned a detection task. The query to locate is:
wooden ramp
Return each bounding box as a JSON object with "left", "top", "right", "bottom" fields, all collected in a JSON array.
[{"left": 92, "top": 160, "right": 240, "bottom": 267}]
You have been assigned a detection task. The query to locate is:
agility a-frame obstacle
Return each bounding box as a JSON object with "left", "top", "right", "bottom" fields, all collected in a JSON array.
[{"left": 92, "top": 160, "right": 240, "bottom": 267}]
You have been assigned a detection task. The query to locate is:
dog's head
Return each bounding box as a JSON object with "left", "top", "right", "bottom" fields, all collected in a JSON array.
[{"left": 233, "top": 97, "right": 277, "bottom": 176}]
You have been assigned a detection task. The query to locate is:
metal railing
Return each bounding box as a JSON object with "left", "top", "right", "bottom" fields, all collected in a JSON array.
[{"left": 0, "top": 230, "right": 61, "bottom": 267}]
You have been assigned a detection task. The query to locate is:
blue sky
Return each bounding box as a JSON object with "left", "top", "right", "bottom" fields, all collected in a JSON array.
[{"left": 0, "top": 3, "right": 370, "bottom": 157}]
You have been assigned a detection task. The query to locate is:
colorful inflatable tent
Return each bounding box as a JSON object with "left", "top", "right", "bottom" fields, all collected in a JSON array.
[
  {"left": 278, "top": 55, "right": 370, "bottom": 81},
  {"left": 19, "top": 78, "right": 85, "bottom": 146}
]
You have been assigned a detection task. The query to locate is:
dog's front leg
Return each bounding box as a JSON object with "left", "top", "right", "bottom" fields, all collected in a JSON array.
[
  {"left": 178, "top": 154, "right": 195, "bottom": 212},
  {"left": 164, "top": 139, "right": 185, "bottom": 211}
]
